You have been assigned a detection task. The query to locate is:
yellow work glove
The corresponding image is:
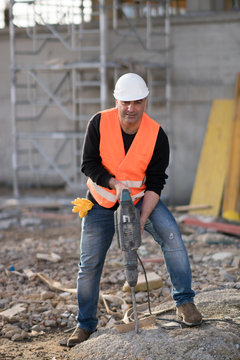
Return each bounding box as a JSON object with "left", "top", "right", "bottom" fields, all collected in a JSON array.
[{"left": 72, "top": 198, "right": 94, "bottom": 218}]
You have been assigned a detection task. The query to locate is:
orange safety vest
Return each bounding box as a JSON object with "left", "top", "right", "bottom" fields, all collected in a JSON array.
[{"left": 87, "top": 108, "right": 160, "bottom": 208}]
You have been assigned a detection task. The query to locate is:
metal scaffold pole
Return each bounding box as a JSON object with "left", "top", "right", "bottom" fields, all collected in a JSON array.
[
  {"left": 9, "top": 0, "right": 19, "bottom": 198},
  {"left": 165, "top": 0, "right": 173, "bottom": 204},
  {"left": 99, "top": 0, "right": 107, "bottom": 110}
]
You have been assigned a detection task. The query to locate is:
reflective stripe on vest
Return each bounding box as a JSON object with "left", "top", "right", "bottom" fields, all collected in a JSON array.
[
  {"left": 88, "top": 178, "right": 146, "bottom": 203},
  {"left": 87, "top": 108, "right": 160, "bottom": 208}
]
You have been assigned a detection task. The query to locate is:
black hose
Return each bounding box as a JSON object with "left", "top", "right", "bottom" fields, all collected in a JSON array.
[{"left": 137, "top": 253, "right": 152, "bottom": 315}]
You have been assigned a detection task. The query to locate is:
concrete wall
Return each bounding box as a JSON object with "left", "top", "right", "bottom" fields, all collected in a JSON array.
[
  {"left": 0, "top": 12, "right": 240, "bottom": 203},
  {"left": 169, "top": 13, "right": 240, "bottom": 203}
]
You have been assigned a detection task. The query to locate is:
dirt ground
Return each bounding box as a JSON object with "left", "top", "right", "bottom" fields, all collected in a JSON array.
[
  {"left": 0, "top": 217, "right": 78, "bottom": 360},
  {"left": 0, "top": 189, "right": 239, "bottom": 360}
]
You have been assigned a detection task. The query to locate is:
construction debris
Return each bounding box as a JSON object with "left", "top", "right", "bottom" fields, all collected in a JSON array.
[
  {"left": 222, "top": 74, "right": 240, "bottom": 221},
  {"left": 183, "top": 217, "right": 240, "bottom": 235},
  {"left": 189, "top": 99, "right": 234, "bottom": 217},
  {"left": 0, "top": 304, "right": 27, "bottom": 321},
  {"left": 190, "top": 75, "right": 240, "bottom": 220},
  {"left": 0, "top": 200, "right": 239, "bottom": 359},
  {"left": 36, "top": 252, "right": 62, "bottom": 263},
  {"left": 122, "top": 272, "right": 163, "bottom": 293}
]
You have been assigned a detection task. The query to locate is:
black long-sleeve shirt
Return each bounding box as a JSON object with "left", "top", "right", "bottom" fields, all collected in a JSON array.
[{"left": 81, "top": 112, "right": 169, "bottom": 205}]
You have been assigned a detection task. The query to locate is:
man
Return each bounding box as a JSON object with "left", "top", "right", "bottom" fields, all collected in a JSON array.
[{"left": 67, "top": 73, "right": 202, "bottom": 347}]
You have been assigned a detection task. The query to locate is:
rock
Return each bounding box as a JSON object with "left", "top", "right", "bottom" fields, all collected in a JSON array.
[
  {"left": 42, "top": 310, "right": 52, "bottom": 318},
  {"left": 59, "top": 291, "right": 71, "bottom": 298},
  {"left": 161, "top": 287, "right": 171, "bottom": 297},
  {"left": 117, "top": 272, "right": 125, "bottom": 282},
  {"left": 11, "top": 330, "right": 29, "bottom": 341},
  {"left": 192, "top": 254, "right": 202, "bottom": 263},
  {"left": 31, "top": 324, "right": 42, "bottom": 332},
  {"left": 220, "top": 270, "right": 236, "bottom": 282},
  {"left": 41, "top": 291, "right": 55, "bottom": 300},
  {"left": 67, "top": 316, "right": 76, "bottom": 328},
  {"left": 59, "top": 336, "right": 68, "bottom": 346},
  {"left": 44, "top": 319, "right": 57, "bottom": 327},
  {"left": 60, "top": 311, "right": 70, "bottom": 318},
  {"left": 0, "top": 219, "right": 18, "bottom": 230},
  {"left": 23, "top": 268, "right": 36, "bottom": 280},
  {"left": 66, "top": 304, "right": 78, "bottom": 313},
  {"left": 0, "top": 304, "right": 27, "bottom": 321},
  {"left": 31, "top": 314, "right": 42, "bottom": 323},
  {"left": 108, "top": 274, "right": 119, "bottom": 284},
  {"left": 232, "top": 256, "right": 240, "bottom": 268},
  {"left": 123, "top": 272, "right": 163, "bottom": 292},
  {"left": 0, "top": 298, "right": 9, "bottom": 309},
  {"left": 138, "top": 245, "right": 149, "bottom": 257},
  {"left": 234, "top": 282, "right": 240, "bottom": 289},
  {"left": 20, "top": 217, "right": 41, "bottom": 227},
  {"left": 36, "top": 252, "right": 61, "bottom": 263},
  {"left": 1, "top": 324, "right": 29, "bottom": 341},
  {"left": 195, "top": 233, "right": 235, "bottom": 245},
  {"left": 135, "top": 291, "right": 147, "bottom": 303},
  {"left": 211, "top": 252, "right": 234, "bottom": 261},
  {"left": 161, "top": 321, "right": 181, "bottom": 329},
  {"left": 29, "top": 330, "right": 45, "bottom": 337},
  {"left": 3, "top": 329, "right": 18, "bottom": 339}
]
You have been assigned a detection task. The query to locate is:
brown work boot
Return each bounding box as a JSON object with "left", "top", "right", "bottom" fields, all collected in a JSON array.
[
  {"left": 176, "top": 302, "right": 202, "bottom": 326},
  {"left": 67, "top": 327, "right": 93, "bottom": 347}
]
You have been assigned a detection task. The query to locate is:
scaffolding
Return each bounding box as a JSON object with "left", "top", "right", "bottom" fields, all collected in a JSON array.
[{"left": 9, "top": 0, "right": 171, "bottom": 198}]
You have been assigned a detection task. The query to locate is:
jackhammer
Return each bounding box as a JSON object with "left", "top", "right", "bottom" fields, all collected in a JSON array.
[{"left": 114, "top": 189, "right": 142, "bottom": 333}]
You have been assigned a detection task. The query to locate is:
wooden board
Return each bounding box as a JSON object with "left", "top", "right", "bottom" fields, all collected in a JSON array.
[
  {"left": 183, "top": 217, "right": 240, "bottom": 236},
  {"left": 222, "top": 75, "right": 240, "bottom": 221},
  {"left": 190, "top": 99, "right": 234, "bottom": 216},
  {"left": 115, "top": 315, "right": 156, "bottom": 334}
]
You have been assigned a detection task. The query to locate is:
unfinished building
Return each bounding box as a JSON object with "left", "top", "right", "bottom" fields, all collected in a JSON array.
[{"left": 1, "top": 0, "right": 239, "bottom": 203}]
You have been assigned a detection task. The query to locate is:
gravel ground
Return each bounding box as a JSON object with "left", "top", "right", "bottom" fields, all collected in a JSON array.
[
  {"left": 68, "top": 289, "right": 240, "bottom": 360},
  {"left": 0, "top": 192, "right": 239, "bottom": 360}
]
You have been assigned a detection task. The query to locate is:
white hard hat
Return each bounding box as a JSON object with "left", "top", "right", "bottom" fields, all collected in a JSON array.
[{"left": 113, "top": 73, "right": 149, "bottom": 101}]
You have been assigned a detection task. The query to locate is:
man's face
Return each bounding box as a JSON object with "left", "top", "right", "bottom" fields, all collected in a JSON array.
[{"left": 116, "top": 98, "right": 147, "bottom": 125}]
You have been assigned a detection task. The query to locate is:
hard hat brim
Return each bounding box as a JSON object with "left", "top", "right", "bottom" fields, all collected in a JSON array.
[{"left": 113, "top": 91, "right": 149, "bottom": 102}]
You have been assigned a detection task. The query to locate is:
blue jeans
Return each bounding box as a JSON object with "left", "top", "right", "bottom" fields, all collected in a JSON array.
[{"left": 77, "top": 198, "right": 195, "bottom": 332}]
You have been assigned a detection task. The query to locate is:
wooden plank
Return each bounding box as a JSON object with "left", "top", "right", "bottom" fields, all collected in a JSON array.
[
  {"left": 222, "top": 74, "right": 240, "bottom": 221},
  {"left": 115, "top": 315, "right": 156, "bottom": 334},
  {"left": 183, "top": 217, "right": 240, "bottom": 236},
  {"left": 189, "top": 99, "right": 234, "bottom": 216},
  {"left": 169, "top": 204, "right": 212, "bottom": 212}
]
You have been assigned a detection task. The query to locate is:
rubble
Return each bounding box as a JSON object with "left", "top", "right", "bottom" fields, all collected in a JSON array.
[
  {"left": 0, "top": 200, "right": 239, "bottom": 359},
  {"left": 36, "top": 252, "right": 62, "bottom": 263},
  {"left": 69, "top": 288, "right": 240, "bottom": 360},
  {"left": 0, "top": 304, "right": 27, "bottom": 321},
  {"left": 122, "top": 272, "right": 163, "bottom": 292}
]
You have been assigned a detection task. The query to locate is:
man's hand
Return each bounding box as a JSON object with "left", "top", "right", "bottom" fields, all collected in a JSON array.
[
  {"left": 140, "top": 190, "right": 160, "bottom": 235},
  {"left": 109, "top": 177, "right": 131, "bottom": 200}
]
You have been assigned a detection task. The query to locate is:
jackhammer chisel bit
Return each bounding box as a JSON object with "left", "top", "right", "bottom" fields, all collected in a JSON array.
[{"left": 114, "top": 189, "right": 142, "bottom": 333}]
